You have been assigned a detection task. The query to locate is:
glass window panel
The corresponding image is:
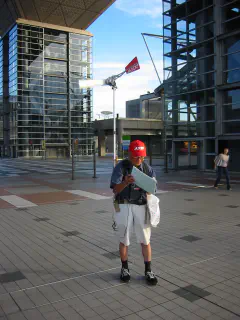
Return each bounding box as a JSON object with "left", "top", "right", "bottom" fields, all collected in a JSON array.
[
  {"left": 44, "top": 42, "right": 67, "bottom": 60},
  {"left": 44, "top": 60, "right": 67, "bottom": 75},
  {"left": 224, "top": 15, "right": 240, "bottom": 32},
  {"left": 177, "top": 20, "right": 187, "bottom": 32},
  {"left": 223, "top": 89, "right": 240, "bottom": 120},
  {"left": 224, "top": 38, "right": 240, "bottom": 84},
  {"left": 225, "top": 5, "right": 240, "bottom": 22},
  {"left": 163, "top": 2, "right": 171, "bottom": 12},
  {"left": 226, "top": 89, "right": 240, "bottom": 104},
  {"left": 44, "top": 29, "right": 67, "bottom": 43},
  {"left": 227, "top": 52, "right": 240, "bottom": 70},
  {"left": 224, "top": 121, "right": 240, "bottom": 133},
  {"left": 225, "top": 38, "right": 240, "bottom": 55},
  {"left": 164, "top": 56, "right": 172, "bottom": 69},
  {"left": 206, "top": 122, "right": 215, "bottom": 136},
  {"left": 226, "top": 69, "right": 240, "bottom": 83},
  {"left": 164, "top": 28, "right": 171, "bottom": 38},
  {"left": 176, "top": 0, "right": 186, "bottom": 4},
  {"left": 191, "top": 49, "right": 196, "bottom": 57},
  {"left": 163, "top": 15, "right": 171, "bottom": 26},
  {"left": 205, "top": 105, "right": 215, "bottom": 120},
  {"left": 164, "top": 70, "right": 172, "bottom": 80},
  {"left": 223, "top": 104, "right": 240, "bottom": 120},
  {"left": 163, "top": 42, "right": 171, "bottom": 54}
]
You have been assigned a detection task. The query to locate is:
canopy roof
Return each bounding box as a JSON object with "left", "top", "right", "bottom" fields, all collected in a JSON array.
[{"left": 0, "top": 0, "right": 115, "bottom": 36}]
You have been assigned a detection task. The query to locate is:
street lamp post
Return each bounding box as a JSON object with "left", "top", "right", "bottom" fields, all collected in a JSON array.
[
  {"left": 79, "top": 57, "right": 140, "bottom": 166},
  {"left": 104, "top": 71, "right": 125, "bottom": 166},
  {"left": 113, "top": 86, "right": 117, "bottom": 165}
]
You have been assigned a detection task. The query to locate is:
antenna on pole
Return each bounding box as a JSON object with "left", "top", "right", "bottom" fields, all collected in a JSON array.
[{"left": 141, "top": 33, "right": 162, "bottom": 85}]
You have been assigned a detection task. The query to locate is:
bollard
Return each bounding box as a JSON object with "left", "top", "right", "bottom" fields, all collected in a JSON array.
[
  {"left": 149, "top": 143, "right": 153, "bottom": 166},
  {"left": 72, "top": 139, "right": 75, "bottom": 180},
  {"left": 149, "top": 153, "right": 152, "bottom": 166},
  {"left": 92, "top": 141, "right": 97, "bottom": 178}
]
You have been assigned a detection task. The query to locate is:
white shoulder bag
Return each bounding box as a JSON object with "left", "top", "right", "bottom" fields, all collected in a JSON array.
[{"left": 147, "top": 194, "right": 160, "bottom": 227}]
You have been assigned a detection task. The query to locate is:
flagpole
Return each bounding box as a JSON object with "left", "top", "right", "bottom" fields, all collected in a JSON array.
[{"left": 113, "top": 85, "right": 117, "bottom": 167}]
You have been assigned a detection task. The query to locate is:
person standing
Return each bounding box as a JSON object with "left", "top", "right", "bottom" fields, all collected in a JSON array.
[
  {"left": 110, "top": 140, "right": 158, "bottom": 285},
  {"left": 214, "top": 148, "right": 232, "bottom": 190}
]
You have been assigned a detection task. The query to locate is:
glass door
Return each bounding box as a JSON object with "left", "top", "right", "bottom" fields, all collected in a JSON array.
[
  {"left": 175, "top": 141, "right": 199, "bottom": 169},
  {"left": 189, "top": 141, "right": 198, "bottom": 168}
]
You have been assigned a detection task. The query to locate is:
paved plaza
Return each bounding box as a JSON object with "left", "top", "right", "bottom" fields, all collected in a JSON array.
[{"left": 0, "top": 158, "right": 239, "bottom": 319}]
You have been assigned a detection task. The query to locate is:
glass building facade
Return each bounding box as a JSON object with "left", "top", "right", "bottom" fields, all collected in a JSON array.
[
  {"left": 0, "top": 21, "right": 93, "bottom": 158},
  {"left": 163, "top": 0, "right": 240, "bottom": 171}
]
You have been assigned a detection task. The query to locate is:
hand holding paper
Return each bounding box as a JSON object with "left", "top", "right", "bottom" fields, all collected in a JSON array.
[{"left": 131, "top": 166, "right": 157, "bottom": 194}]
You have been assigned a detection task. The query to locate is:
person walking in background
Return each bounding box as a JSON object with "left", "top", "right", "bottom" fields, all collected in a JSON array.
[{"left": 214, "top": 148, "right": 232, "bottom": 190}]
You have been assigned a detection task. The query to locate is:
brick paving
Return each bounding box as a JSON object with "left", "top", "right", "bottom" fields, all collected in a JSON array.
[
  {"left": 20, "top": 192, "right": 87, "bottom": 206},
  {"left": 0, "top": 187, "right": 239, "bottom": 319},
  {"left": 0, "top": 159, "right": 239, "bottom": 319},
  {"left": 1, "top": 158, "right": 237, "bottom": 209}
]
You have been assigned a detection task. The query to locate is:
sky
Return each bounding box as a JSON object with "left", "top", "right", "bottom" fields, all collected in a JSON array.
[{"left": 88, "top": 0, "right": 164, "bottom": 119}]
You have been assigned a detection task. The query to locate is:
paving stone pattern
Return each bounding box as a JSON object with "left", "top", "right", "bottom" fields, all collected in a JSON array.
[
  {"left": 34, "top": 218, "right": 50, "bottom": 222},
  {"left": 182, "top": 212, "right": 198, "bottom": 216},
  {"left": 180, "top": 235, "right": 202, "bottom": 242},
  {"left": 0, "top": 271, "right": 26, "bottom": 284},
  {"left": 0, "top": 165, "right": 239, "bottom": 319}
]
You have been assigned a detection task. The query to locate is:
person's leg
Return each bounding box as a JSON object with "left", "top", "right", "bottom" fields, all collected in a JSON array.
[
  {"left": 141, "top": 242, "right": 157, "bottom": 285},
  {"left": 224, "top": 167, "right": 231, "bottom": 190},
  {"left": 114, "top": 204, "right": 133, "bottom": 282},
  {"left": 141, "top": 243, "right": 152, "bottom": 273},
  {"left": 214, "top": 166, "right": 222, "bottom": 188},
  {"left": 119, "top": 242, "right": 130, "bottom": 281},
  {"left": 120, "top": 242, "right": 128, "bottom": 261},
  {"left": 141, "top": 243, "right": 151, "bottom": 261},
  {"left": 134, "top": 205, "right": 157, "bottom": 285}
]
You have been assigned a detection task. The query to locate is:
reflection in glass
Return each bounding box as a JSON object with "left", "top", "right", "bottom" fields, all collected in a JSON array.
[
  {"left": 224, "top": 38, "right": 240, "bottom": 83},
  {"left": 5, "top": 23, "right": 93, "bottom": 157}
]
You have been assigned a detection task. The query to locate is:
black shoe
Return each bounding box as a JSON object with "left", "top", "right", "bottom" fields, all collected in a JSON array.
[
  {"left": 145, "top": 271, "right": 158, "bottom": 285},
  {"left": 120, "top": 268, "right": 130, "bottom": 282}
]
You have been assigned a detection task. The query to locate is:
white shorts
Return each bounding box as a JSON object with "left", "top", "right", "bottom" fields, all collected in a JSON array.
[{"left": 114, "top": 204, "right": 151, "bottom": 246}]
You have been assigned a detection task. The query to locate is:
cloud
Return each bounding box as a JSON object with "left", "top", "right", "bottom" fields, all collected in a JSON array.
[
  {"left": 154, "top": 23, "right": 163, "bottom": 29},
  {"left": 94, "top": 62, "right": 125, "bottom": 69},
  {"left": 92, "top": 60, "right": 163, "bottom": 119},
  {"left": 115, "top": 0, "right": 162, "bottom": 19}
]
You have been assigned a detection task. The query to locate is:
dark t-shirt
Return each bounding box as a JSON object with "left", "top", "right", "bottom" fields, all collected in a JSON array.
[{"left": 110, "top": 160, "right": 156, "bottom": 201}]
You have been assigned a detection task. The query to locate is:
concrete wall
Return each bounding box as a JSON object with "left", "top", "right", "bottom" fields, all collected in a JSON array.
[{"left": 94, "top": 118, "right": 163, "bottom": 157}]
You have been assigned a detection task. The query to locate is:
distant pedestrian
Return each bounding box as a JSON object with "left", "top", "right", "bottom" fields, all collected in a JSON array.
[
  {"left": 110, "top": 140, "right": 158, "bottom": 285},
  {"left": 214, "top": 148, "right": 232, "bottom": 190}
]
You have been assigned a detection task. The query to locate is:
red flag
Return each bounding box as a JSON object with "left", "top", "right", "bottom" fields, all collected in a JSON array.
[{"left": 125, "top": 57, "right": 140, "bottom": 74}]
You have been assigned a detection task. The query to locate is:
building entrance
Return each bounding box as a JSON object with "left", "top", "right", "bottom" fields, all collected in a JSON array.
[{"left": 173, "top": 140, "right": 201, "bottom": 169}]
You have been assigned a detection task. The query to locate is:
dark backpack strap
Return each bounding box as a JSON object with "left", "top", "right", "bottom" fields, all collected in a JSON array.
[
  {"left": 121, "top": 159, "right": 133, "bottom": 200},
  {"left": 121, "top": 159, "right": 133, "bottom": 178},
  {"left": 122, "top": 160, "right": 150, "bottom": 176},
  {"left": 142, "top": 161, "right": 151, "bottom": 176}
]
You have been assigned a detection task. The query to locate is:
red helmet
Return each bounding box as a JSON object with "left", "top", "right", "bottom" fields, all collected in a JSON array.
[{"left": 129, "top": 140, "right": 146, "bottom": 157}]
